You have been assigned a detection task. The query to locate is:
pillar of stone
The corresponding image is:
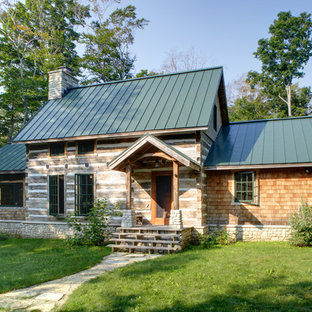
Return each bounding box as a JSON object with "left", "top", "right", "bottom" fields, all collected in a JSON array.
[
  {"left": 121, "top": 209, "right": 136, "bottom": 227},
  {"left": 169, "top": 210, "right": 183, "bottom": 228}
]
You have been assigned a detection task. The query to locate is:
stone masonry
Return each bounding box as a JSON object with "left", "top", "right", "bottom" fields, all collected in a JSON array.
[{"left": 48, "top": 66, "right": 78, "bottom": 100}]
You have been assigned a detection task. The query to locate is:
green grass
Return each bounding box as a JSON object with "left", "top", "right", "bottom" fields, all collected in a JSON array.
[
  {"left": 0, "top": 237, "right": 110, "bottom": 293},
  {"left": 59, "top": 242, "right": 312, "bottom": 312}
]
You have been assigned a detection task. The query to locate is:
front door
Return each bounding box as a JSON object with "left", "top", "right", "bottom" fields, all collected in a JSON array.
[{"left": 151, "top": 171, "right": 172, "bottom": 225}]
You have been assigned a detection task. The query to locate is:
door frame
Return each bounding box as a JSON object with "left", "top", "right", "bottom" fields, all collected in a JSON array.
[{"left": 151, "top": 171, "right": 173, "bottom": 225}]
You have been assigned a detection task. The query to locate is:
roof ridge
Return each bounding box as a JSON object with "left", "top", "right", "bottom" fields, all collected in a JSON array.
[
  {"left": 229, "top": 115, "right": 312, "bottom": 125},
  {"left": 71, "top": 66, "right": 224, "bottom": 89}
]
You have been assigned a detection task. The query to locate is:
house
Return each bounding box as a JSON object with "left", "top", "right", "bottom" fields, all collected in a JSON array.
[{"left": 0, "top": 66, "right": 311, "bottom": 245}]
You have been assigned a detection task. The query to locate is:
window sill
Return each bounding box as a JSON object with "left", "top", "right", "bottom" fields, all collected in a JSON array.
[{"left": 231, "top": 201, "right": 259, "bottom": 206}]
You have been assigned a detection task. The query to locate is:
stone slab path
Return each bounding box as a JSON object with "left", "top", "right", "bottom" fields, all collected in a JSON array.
[{"left": 0, "top": 253, "right": 160, "bottom": 312}]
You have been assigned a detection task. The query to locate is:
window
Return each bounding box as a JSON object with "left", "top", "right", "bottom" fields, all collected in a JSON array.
[
  {"left": 0, "top": 183, "right": 23, "bottom": 207},
  {"left": 234, "top": 172, "right": 254, "bottom": 203},
  {"left": 49, "top": 175, "right": 65, "bottom": 215},
  {"left": 75, "top": 174, "right": 94, "bottom": 215},
  {"left": 77, "top": 140, "right": 94, "bottom": 155},
  {"left": 213, "top": 105, "right": 217, "bottom": 131},
  {"left": 50, "top": 142, "right": 65, "bottom": 156}
]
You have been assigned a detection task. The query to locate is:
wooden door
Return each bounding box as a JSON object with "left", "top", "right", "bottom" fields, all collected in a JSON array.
[{"left": 151, "top": 171, "right": 173, "bottom": 225}]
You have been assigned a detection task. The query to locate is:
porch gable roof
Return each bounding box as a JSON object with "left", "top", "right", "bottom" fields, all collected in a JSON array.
[{"left": 108, "top": 134, "right": 200, "bottom": 172}]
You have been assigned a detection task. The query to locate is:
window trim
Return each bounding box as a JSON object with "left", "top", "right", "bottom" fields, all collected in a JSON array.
[
  {"left": 233, "top": 171, "right": 258, "bottom": 205},
  {"left": 49, "top": 175, "right": 65, "bottom": 216},
  {"left": 0, "top": 181, "right": 24, "bottom": 207},
  {"left": 76, "top": 140, "right": 96, "bottom": 156},
  {"left": 74, "top": 174, "right": 94, "bottom": 216}
]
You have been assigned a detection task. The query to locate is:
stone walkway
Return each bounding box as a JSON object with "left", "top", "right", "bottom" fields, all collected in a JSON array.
[{"left": 0, "top": 253, "right": 160, "bottom": 312}]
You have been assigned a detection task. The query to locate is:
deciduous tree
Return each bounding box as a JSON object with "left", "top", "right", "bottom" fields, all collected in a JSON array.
[{"left": 248, "top": 11, "right": 312, "bottom": 116}]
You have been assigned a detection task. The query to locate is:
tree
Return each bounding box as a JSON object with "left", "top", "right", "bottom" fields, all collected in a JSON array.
[
  {"left": 227, "top": 76, "right": 271, "bottom": 122},
  {"left": 248, "top": 11, "right": 312, "bottom": 116},
  {"left": 135, "top": 69, "right": 160, "bottom": 78},
  {"left": 81, "top": 5, "right": 148, "bottom": 83},
  {"left": 0, "top": 0, "right": 89, "bottom": 142},
  {"left": 228, "top": 75, "right": 312, "bottom": 122},
  {"left": 161, "top": 48, "right": 207, "bottom": 73}
]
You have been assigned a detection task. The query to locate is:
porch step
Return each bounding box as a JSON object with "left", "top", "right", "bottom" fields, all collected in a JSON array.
[
  {"left": 109, "top": 226, "right": 183, "bottom": 254},
  {"left": 107, "top": 244, "right": 181, "bottom": 254},
  {"left": 110, "top": 238, "right": 179, "bottom": 245}
]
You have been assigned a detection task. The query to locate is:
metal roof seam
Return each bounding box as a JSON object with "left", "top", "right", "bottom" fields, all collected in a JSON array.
[
  {"left": 142, "top": 76, "right": 172, "bottom": 130},
  {"left": 297, "top": 118, "right": 309, "bottom": 162},
  {"left": 185, "top": 70, "right": 205, "bottom": 126},
  {"left": 173, "top": 72, "right": 197, "bottom": 128},
  {"left": 153, "top": 74, "right": 180, "bottom": 129},
  {"left": 114, "top": 79, "right": 148, "bottom": 133},
  {"left": 79, "top": 83, "right": 118, "bottom": 136},
  {"left": 195, "top": 69, "right": 215, "bottom": 127},
  {"left": 122, "top": 79, "right": 155, "bottom": 132},
  {"left": 163, "top": 74, "right": 188, "bottom": 129},
  {"left": 143, "top": 75, "right": 174, "bottom": 130},
  {"left": 12, "top": 98, "right": 57, "bottom": 141},
  {"left": 99, "top": 80, "right": 140, "bottom": 134},
  {"left": 303, "top": 119, "right": 312, "bottom": 160},
  {"left": 88, "top": 81, "right": 127, "bottom": 135},
  {"left": 35, "top": 88, "right": 86, "bottom": 140},
  {"left": 164, "top": 74, "right": 192, "bottom": 129},
  {"left": 58, "top": 85, "right": 104, "bottom": 138},
  {"left": 106, "top": 80, "right": 143, "bottom": 133},
  {"left": 50, "top": 85, "right": 98, "bottom": 139},
  {"left": 127, "top": 77, "right": 163, "bottom": 132},
  {"left": 71, "top": 84, "right": 109, "bottom": 137}
]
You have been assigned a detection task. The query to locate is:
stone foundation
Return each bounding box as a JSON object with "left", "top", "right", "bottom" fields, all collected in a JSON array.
[
  {"left": 208, "top": 224, "right": 291, "bottom": 241},
  {"left": 0, "top": 220, "right": 121, "bottom": 239},
  {"left": 0, "top": 220, "right": 72, "bottom": 238}
]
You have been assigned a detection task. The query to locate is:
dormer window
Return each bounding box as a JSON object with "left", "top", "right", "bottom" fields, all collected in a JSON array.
[
  {"left": 77, "top": 140, "right": 95, "bottom": 155},
  {"left": 50, "top": 142, "right": 65, "bottom": 156}
]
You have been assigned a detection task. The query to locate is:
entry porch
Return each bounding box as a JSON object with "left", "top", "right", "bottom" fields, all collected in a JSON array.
[{"left": 108, "top": 134, "right": 201, "bottom": 228}]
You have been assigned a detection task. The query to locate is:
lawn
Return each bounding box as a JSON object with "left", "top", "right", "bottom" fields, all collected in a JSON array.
[
  {"left": 0, "top": 237, "right": 110, "bottom": 293},
  {"left": 59, "top": 242, "right": 312, "bottom": 312}
]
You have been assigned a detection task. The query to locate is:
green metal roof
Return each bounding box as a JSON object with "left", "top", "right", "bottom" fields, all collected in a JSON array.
[
  {"left": 13, "top": 67, "right": 224, "bottom": 142},
  {"left": 0, "top": 143, "right": 26, "bottom": 172},
  {"left": 205, "top": 116, "right": 312, "bottom": 167}
]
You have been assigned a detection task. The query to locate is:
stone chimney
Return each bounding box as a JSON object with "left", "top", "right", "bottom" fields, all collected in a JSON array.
[{"left": 48, "top": 66, "right": 79, "bottom": 100}]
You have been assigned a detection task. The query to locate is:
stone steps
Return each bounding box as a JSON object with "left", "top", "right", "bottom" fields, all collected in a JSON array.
[{"left": 109, "top": 226, "right": 183, "bottom": 254}]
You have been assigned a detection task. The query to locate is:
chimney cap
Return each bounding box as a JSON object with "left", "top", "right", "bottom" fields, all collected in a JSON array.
[{"left": 57, "top": 66, "right": 72, "bottom": 74}]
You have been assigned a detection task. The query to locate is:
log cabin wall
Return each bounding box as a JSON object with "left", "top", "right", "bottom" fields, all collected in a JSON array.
[{"left": 26, "top": 132, "right": 211, "bottom": 227}]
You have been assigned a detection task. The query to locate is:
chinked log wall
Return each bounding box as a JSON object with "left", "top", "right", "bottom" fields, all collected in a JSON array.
[{"left": 25, "top": 133, "right": 208, "bottom": 229}]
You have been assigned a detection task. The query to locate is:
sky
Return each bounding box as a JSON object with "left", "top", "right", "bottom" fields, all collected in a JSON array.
[{"left": 112, "top": 0, "right": 312, "bottom": 88}]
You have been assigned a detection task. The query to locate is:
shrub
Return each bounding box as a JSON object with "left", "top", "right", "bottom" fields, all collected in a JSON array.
[
  {"left": 200, "top": 229, "right": 233, "bottom": 249},
  {"left": 66, "top": 198, "right": 121, "bottom": 246},
  {"left": 0, "top": 233, "right": 8, "bottom": 241},
  {"left": 289, "top": 202, "right": 312, "bottom": 246}
]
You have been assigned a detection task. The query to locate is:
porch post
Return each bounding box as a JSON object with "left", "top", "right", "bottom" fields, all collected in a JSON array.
[
  {"left": 173, "top": 161, "right": 179, "bottom": 210},
  {"left": 126, "top": 163, "right": 132, "bottom": 209},
  {"left": 122, "top": 162, "right": 135, "bottom": 227}
]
